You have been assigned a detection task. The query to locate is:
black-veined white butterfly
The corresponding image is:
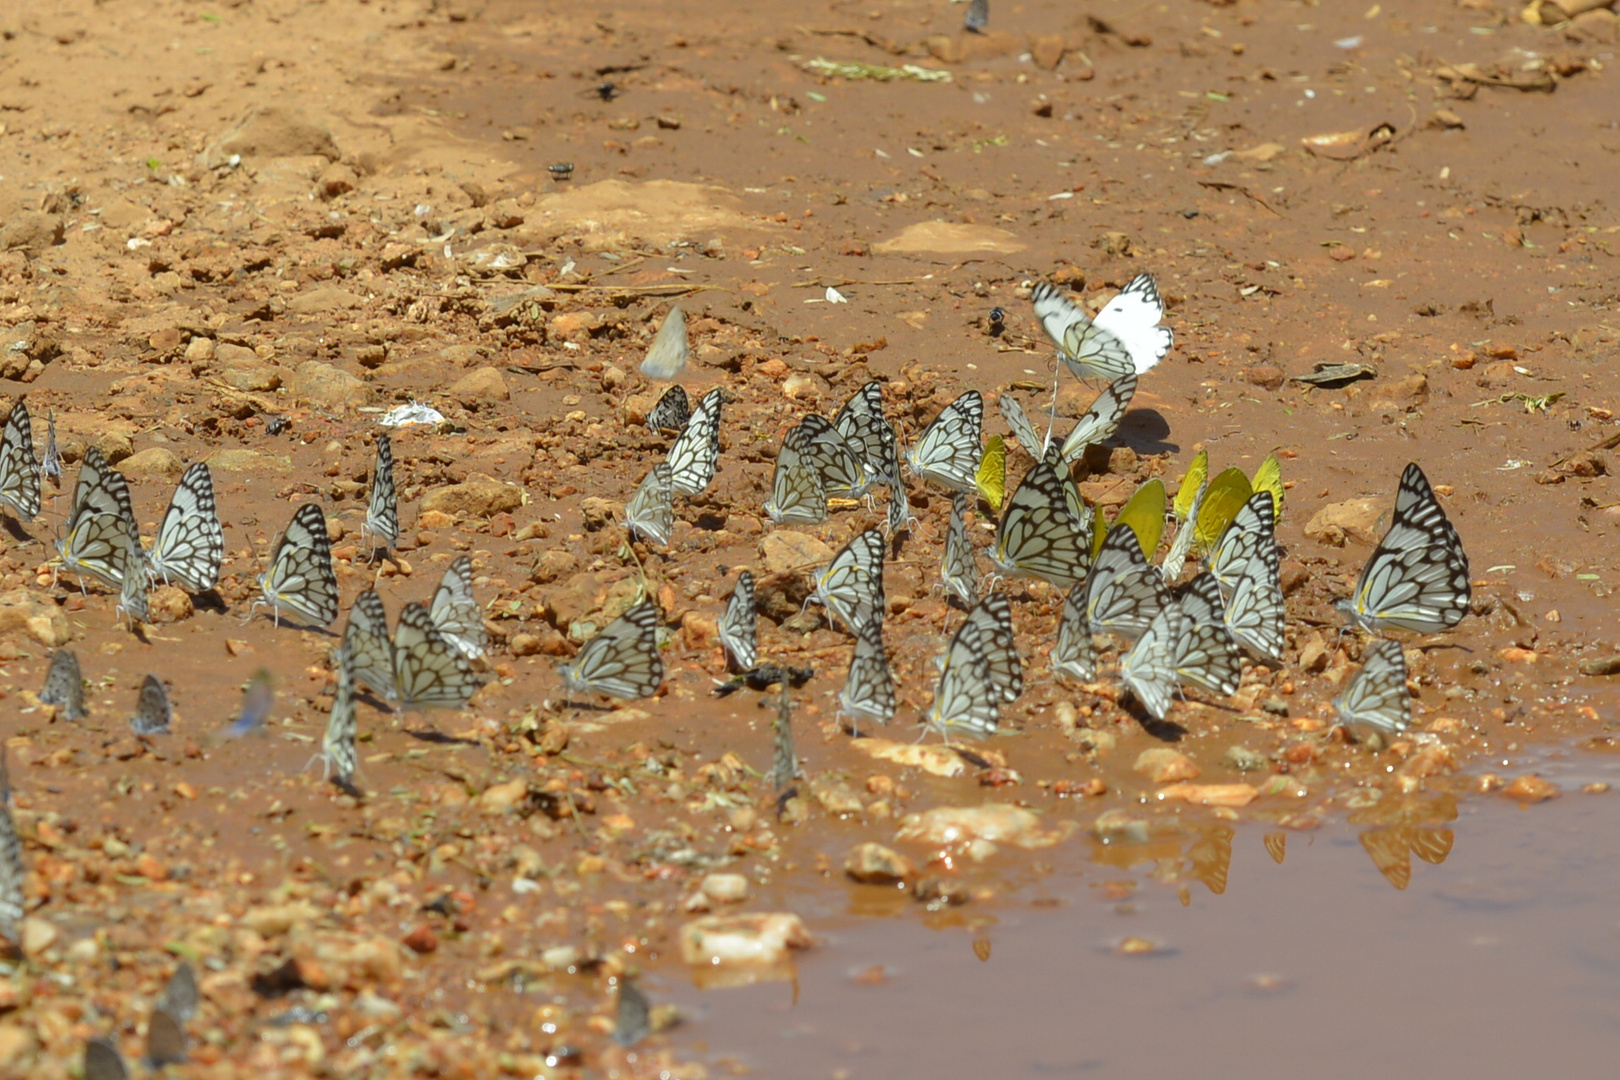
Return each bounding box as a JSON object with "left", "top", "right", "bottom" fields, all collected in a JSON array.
[
  {"left": 556, "top": 599, "right": 665, "bottom": 700},
  {"left": 834, "top": 381, "right": 897, "bottom": 483},
  {"left": 1210, "top": 491, "right": 1276, "bottom": 602},
  {"left": 809, "top": 528, "right": 885, "bottom": 636},
  {"left": 0, "top": 399, "right": 40, "bottom": 521},
  {"left": 838, "top": 622, "right": 896, "bottom": 734},
  {"left": 147, "top": 462, "right": 224, "bottom": 593},
  {"left": 255, "top": 502, "right": 340, "bottom": 628},
  {"left": 430, "top": 555, "right": 487, "bottom": 661},
  {"left": 40, "top": 648, "right": 87, "bottom": 721},
  {"left": 989, "top": 459, "right": 1092, "bottom": 588},
  {"left": 0, "top": 765, "right": 20, "bottom": 940},
  {"left": 941, "top": 492, "right": 978, "bottom": 606},
  {"left": 345, "top": 590, "right": 397, "bottom": 704},
  {"left": 646, "top": 384, "right": 692, "bottom": 433},
  {"left": 131, "top": 674, "right": 171, "bottom": 735},
  {"left": 904, "top": 390, "right": 982, "bottom": 493},
  {"left": 116, "top": 515, "right": 149, "bottom": 629},
  {"left": 964, "top": 592, "right": 1022, "bottom": 704},
  {"left": 322, "top": 638, "right": 361, "bottom": 796},
  {"left": 57, "top": 448, "right": 135, "bottom": 590},
  {"left": 1175, "top": 572, "right": 1226, "bottom": 627},
  {"left": 764, "top": 435, "right": 827, "bottom": 525},
  {"left": 1121, "top": 605, "right": 1183, "bottom": 721},
  {"left": 1160, "top": 473, "right": 1207, "bottom": 583},
  {"left": 625, "top": 462, "right": 676, "bottom": 546},
  {"left": 1053, "top": 582, "right": 1097, "bottom": 682},
  {"left": 1336, "top": 463, "right": 1471, "bottom": 635},
  {"left": 1057, "top": 373, "right": 1138, "bottom": 466},
  {"left": 1223, "top": 539, "right": 1285, "bottom": 662},
  {"left": 999, "top": 393, "right": 1054, "bottom": 459},
  {"left": 1174, "top": 620, "right": 1241, "bottom": 698},
  {"left": 924, "top": 620, "right": 999, "bottom": 741},
  {"left": 362, "top": 433, "right": 399, "bottom": 558},
  {"left": 885, "top": 481, "right": 914, "bottom": 538},
  {"left": 795, "top": 414, "right": 874, "bottom": 499},
  {"left": 42, "top": 408, "right": 61, "bottom": 487},
  {"left": 666, "top": 388, "right": 722, "bottom": 497},
  {"left": 1033, "top": 274, "right": 1172, "bottom": 381},
  {"left": 1334, "top": 638, "right": 1410, "bottom": 734},
  {"left": 394, "top": 601, "right": 484, "bottom": 710},
  {"left": 639, "top": 304, "right": 689, "bottom": 381},
  {"left": 1084, "top": 519, "right": 1170, "bottom": 638},
  {"left": 720, "top": 570, "right": 758, "bottom": 671}
]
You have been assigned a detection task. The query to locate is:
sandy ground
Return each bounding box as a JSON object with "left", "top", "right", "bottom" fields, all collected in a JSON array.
[{"left": 1, "top": 0, "right": 1619, "bottom": 1075}]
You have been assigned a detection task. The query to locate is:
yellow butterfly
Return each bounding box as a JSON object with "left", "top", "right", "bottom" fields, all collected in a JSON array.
[
  {"left": 1173, "top": 449, "right": 1209, "bottom": 523},
  {"left": 1193, "top": 467, "right": 1253, "bottom": 550},
  {"left": 975, "top": 435, "right": 1007, "bottom": 513},
  {"left": 1252, "top": 452, "right": 1284, "bottom": 522},
  {"left": 1111, "top": 479, "right": 1166, "bottom": 561}
]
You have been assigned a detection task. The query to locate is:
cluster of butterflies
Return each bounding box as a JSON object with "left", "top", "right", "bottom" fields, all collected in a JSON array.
[
  {"left": 74, "top": 963, "right": 199, "bottom": 1077},
  {"left": 561, "top": 274, "right": 1473, "bottom": 742}
]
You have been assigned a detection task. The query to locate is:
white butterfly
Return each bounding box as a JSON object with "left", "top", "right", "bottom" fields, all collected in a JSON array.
[
  {"left": 147, "top": 462, "right": 224, "bottom": 593},
  {"left": 1223, "top": 540, "right": 1285, "bottom": 662},
  {"left": 1084, "top": 522, "right": 1170, "bottom": 639},
  {"left": 1174, "top": 621, "right": 1242, "bottom": 698},
  {"left": 1334, "top": 639, "right": 1410, "bottom": 734},
  {"left": 838, "top": 623, "right": 896, "bottom": 734},
  {"left": 924, "top": 620, "right": 1000, "bottom": 741},
  {"left": 809, "top": 528, "right": 886, "bottom": 636},
  {"left": 792, "top": 415, "right": 873, "bottom": 499},
  {"left": 1210, "top": 492, "right": 1277, "bottom": 602},
  {"left": 431, "top": 555, "right": 487, "bottom": 661},
  {"left": 720, "top": 570, "right": 758, "bottom": 671},
  {"left": 904, "top": 390, "right": 983, "bottom": 493},
  {"left": 255, "top": 502, "right": 341, "bottom": 628},
  {"left": 885, "top": 481, "right": 914, "bottom": 538},
  {"left": 394, "top": 600, "right": 484, "bottom": 710},
  {"left": 57, "top": 449, "right": 136, "bottom": 591},
  {"left": 116, "top": 515, "right": 149, "bottom": 628},
  {"left": 941, "top": 492, "right": 978, "bottom": 606},
  {"left": 322, "top": 638, "right": 362, "bottom": 797},
  {"left": 0, "top": 399, "right": 40, "bottom": 522},
  {"left": 764, "top": 436, "right": 828, "bottom": 526},
  {"left": 556, "top": 599, "right": 665, "bottom": 700},
  {"left": 963, "top": 592, "right": 1022, "bottom": 704},
  {"left": 1175, "top": 572, "right": 1226, "bottom": 627},
  {"left": 639, "top": 304, "right": 689, "bottom": 381},
  {"left": 1121, "top": 604, "right": 1184, "bottom": 721},
  {"left": 362, "top": 434, "right": 399, "bottom": 557},
  {"left": 666, "top": 388, "right": 722, "bottom": 497},
  {"left": 131, "top": 673, "right": 172, "bottom": 735},
  {"left": 1336, "top": 463, "right": 1471, "bottom": 635},
  {"left": 999, "top": 393, "right": 1054, "bottom": 458},
  {"left": 41, "top": 408, "right": 61, "bottom": 488},
  {"left": 1159, "top": 475, "right": 1207, "bottom": 583},
  {"left": 344, "top": 590, "right": 398, "bottom": 704},
  {"left": 1057, "top": 373, "right": 1138, "bottom": 466},
  {"left": 989, "top": 459, "right": 1093, "bottom": 588},
  {"left": 646, "top": 385, "right": 692, "bottom": 433},
  {"left": 0, "top": 780, "right": 23, "bottom": 943},
  {"left": 1053, "top": 582, "right": 1097, "bottom": 682},
  {"left": 625, "top": 462, "right": 676, "bottom": 546},
  {"left": 836, "top": 404, "right": 898, "bottom": 488},
  {"left": 1033, "top": 275, "right": 1173, "bottom": 381}
]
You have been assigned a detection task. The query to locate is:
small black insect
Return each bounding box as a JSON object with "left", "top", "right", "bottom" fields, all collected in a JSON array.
[
  {"left": 548, "top": 162, "right": 574, "bottom": 181},
  {"left": 987, "top": 306, "right": 1006, "bottom": 337},
  {"left": 594, "top": 82, "right": 620, "bottom": 101},
  {"left": 266, "top": 416, "right": 290, "bottom": 436},
  {"left": 711, "top": 664, "right": 814, "bottom": 697}
]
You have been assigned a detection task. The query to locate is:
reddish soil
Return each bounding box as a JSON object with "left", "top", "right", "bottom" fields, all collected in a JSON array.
[{"left": 2, "top": 0, "right": 1619, "bottom": 1075}]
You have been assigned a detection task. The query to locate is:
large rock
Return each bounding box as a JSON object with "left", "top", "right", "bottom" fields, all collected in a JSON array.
[
  {"left": 205, "top": 106, "right": 340, "bottom": 166},
  {"left": 760, "top": 531, "right": 832, "bottom": 575},
  {"left": 220, "top": 354, "right": 282, "bottom": 392},
  {"left": 1304, "top": 497, "right": 1385, "bottom": 547},
  {"left": 289, "top": 361, "right": 369, "bottom": 411},
  {"left": 0, "top": 590, "right": 72, "bottom": 647},
  {"left": 0, "top": 212, "right": 64, "bottom": 255},
  {"left": 450, "top": 366, "right": 510, "bottom": 407},
  {"left": 207, "top": 448, "right": 293, "bottom": 473},
  {"left": 420, "top": 473, "right": 523, "bottom": 518},
  {"left": 119, "top": 447, "right": 184, "bottom": 481}
]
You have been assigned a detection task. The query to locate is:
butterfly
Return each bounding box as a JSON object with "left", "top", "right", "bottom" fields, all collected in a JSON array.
[
  {"left": 838, "top": 623, "right": 896, "bottom": 734},
  {"left": 57, "top": 449, "right": 136, "bottom": 590},
  {"left": 431, "top": 555, "right": 487, "bottom": 660},
  {"left": 394, "top": 601, "right": 484, "bottom": 710},
  {"left": 809, "top": 528, "right": 886, "bottom": 636},
  {"left": 1334, "top": 638, "right": 1410, "bottom": 734},
  {"left": 1175, "top": 572, "right": 1227, "bottom": 627},
  {"left": 1210, "top": 491, "right": 1277, "bottom": 602},
  {"left": 793, "top": 414, "right": 873, "bottom": 498},
  {"left": 833, "top": 381, "right": 897, "bottom": 484},
  {"left": 640, "top": 305, "right": 689, "bottom": 381},
  {"left": 1084, "top": 522, "right": 1171, "bottom": 640},
  {"left": 0, "top": 764, "right": 23, "bottom": 941},
  {"left": 964, "top": 0, "right": 989, "bottom": 32},
  {"left": 904, "top": 390, "right": 983, "bottom": 493},
  {"left": 963, "top": 592, "right": 1022, "bottom": 704},
  {"left": 39, "top": 648, "right": 87, "bottom": 721},
  {"left": 41, "top": 408, "right": 61, "bottom": 487},
  {"left": 647, "top": 384, "right": 692, "bottom": 433},
  {"left": 323, "top": 639, "right": 362, "bottom": 797},
  {"left": 989, "top": 459, "right": 1093, "bottom": 588},
  {"left": 666, "top": 388, "right": 722, "bottom": 497},
  {"left": 941, "top": 492, "right": 978, "bottom": 606},
  {"left": 1052, "top": 582, "right": 1097, "bottom": 682},
  {"left": 764, "top": 434, "right": 828, "bottom": 525},
  {"left": 255, "top": 503, "right": 341, "bottom": 628},
  {"left": 1160, "top": 472, "right": 1207, "bottom": 583},
  {"left": 999, "top": 393, "right": 1053, "bottom": 459},
  {"left": 345, "top": 590, "right": 398, "bottom": 704},
  {"left": 84, "top": 1041, "right": 130, "bottom": 1080},
  {"left": 145, "top": 1004, "right": 187, "bottom": 1068},
  {"left": 1173, "top": 450, "right": 1209, "bottom": 523},
  {"left": 720, "top": 570, "right": 758, "bottom": 671},
  {"left": 116, "top": 517, "right": 149, "bottom": 628},
  {"left": 1336, "top": 463, "right": 1471, "bottom": 635},
  {"left": 1056, "top": 373, "right": 1138, "bottom": 466},
  {"left": 1193, "top": 467, "right": 1255, "bottom": 552},
  {"left": 625, "top": 462, "right": 676, "bottom": 545},
  {"left": 770, "top": 689, "right": 800, "bottom": 791},
  {"left": 147, "top": 462, "right": 224, "bottom": 592},
  {"left": 1252, "top": 452, "right": 1285, "bottom": 522},
  {"left": 1223, "top": 539, "right": 1286, "bottom": 662},
  {"left": 1034, "top": 275, "right": 1173, "bottom": 380},
  {"left": 556, "top": 599, "right": 665, "bottom": 700},
  {"left": 0, "top": 398, "right": 40, "bottom": 522},
  {"left": 222, "top": 669, "right": 274, "bottom": 739},
  {"left": 885, "top": 481, "right": 914, "bottom": 538},
  {"left": 613, "top": 977, "right": 654, "bottom": 1048},
  {"left": 1111, "top": 479, "right": 1167, "bottom": 563},
  {"left": 156, "top": 963, "right": 199, "bottom": 1023},
  {"left": 1121, "top": 604, "right": 1185, "bottom": 721},
  {"left": 362, "top": 434, "right": 399, "bottom": 558},
  {"left": 1174, "top": 619, "right": 1242, "bottom": 697},
  {"left": 131, "top": 674, "right": 172, "bottom": 736},
  {"left": 975, "top": 435, "right": 1007, "bottom": 513},
  {"left": 924, "top": 620, "right": 999, "bottom": 741}
]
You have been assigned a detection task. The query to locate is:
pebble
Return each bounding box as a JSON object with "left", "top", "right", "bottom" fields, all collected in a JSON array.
[
  {"left": 1502, "top": 775, "right": 1558, "bottom": 803},
  {"left": 450, "top": 366, "right": 511, "bottom": 407},
  {"left": 1303, "top": 496, "right": 1385, "bottom": 546},
  {"left": 760, "top": 531, "right": 833, "bottom": 575},
  {"left": 1133, "top": 748, "right": 1201, "bottom": 784},
  {"left": 119, "top": 447, "right": 184, "bottom": 480},
  {"left": 678, "top": 912, "right": 813, "bottom": 968},
  {"left": 420, "top": 473, "right": 523, "bottom": 518},
  {"left": 895, "top": 803, "right": 1071, "bottom": 851},
  {"left": 1156, "top": 783, "right": 1258, "bottom": 808},
  {"left": 699, "top": 873, "right": 750, "bottom": 903},
  {"left": 289, "top": 360, "right": 370, "bottom": 410},
  {"left": 844, "top": 842, "right": 917, "bottom": 884}
]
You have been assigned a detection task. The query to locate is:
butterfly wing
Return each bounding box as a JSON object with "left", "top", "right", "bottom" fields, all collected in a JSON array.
[
  {"left": 1175, "top": 572, "right": 1226, "bottom": 627},
  {"left": 795, "top": 414, "right": 872, "bottom": 498},
  {"left": 988, "top": 459, "right": 1091, "bottom": 588},
  {"left": 1121, "top": 605, "right": 1184, "bottom": 720},
  {"left": 811, "top": 528, "right": 886, "bottom": 635},
  {"left": 556, "top": 599, "right": 664, "bottom": 700},
  {"left": 131, "top": 674, "right": 171, "bottom": 736},
  {"left": 258, "top": 503, "right": 340, "bottom": 627},
  {"left": 1091, "top": 273, "right": 1173, "bottom": 375},
  {"left": 966, "top": 592, "right": 1023, "bottom": 704},
  {"left": 345, "top": 590, "right": 398, "bottom": 703},
  {"left": 1210, "top": 491, "right": 1277, "bottom": 601},
  {"left": 764, "top": 435, "right": 828, "bottom": 525},
  {"left": 998, "top": 393, "right": 1047, "bottom": 458},
  {"left": 975, "top": 435, "right": 1007, "bottom": 513},
  {"left": 1334, "top": 639, "right": 1410, "bottom": 733},
  {"left": 1084, "top": 523, "right": 1170, "bottom": 639},
  {"left": 1174, "top": 622, "right": 1242, "bottom": 697},
  {"left": 148, "top": 462, "right": 224, "bottom": 592},
  {"left": 625, "top": 462, "right": 676, "bottom": 546},
  {"left": 1031, "top": 283, "right": 1136, "bottom": 382},
  {"left": 1057, "top": 373, "right": 1138, "bottom": 465},
  {"left": 1053, "top": 582, "right": 1098, "bottom": 682},
  {"left": 393, "top": 601, "right": 484, "bottom": 709},
  {"left": 941, "top": 492, "right": 979, "bottom": 606},
  {"left": 839, "top": 622, "right": 897, "bottom": 732},
  {"left": 639, "top": 305, "right": 689, "bottom": 381},
  {"left": 926, "top": 621, "right": 1000, "bottom": 740},
  {"left": 430, "top": 555, "right": 488, "bottom": 661},
  {"left": 324, "top": 638, "right": 361, "bottom": 791},
  {"left": 719, "top": 570, "right": 758, "bottom": 671},
  {"left": 1340, "top": 463, "right": 1471, "bottom": 634},
  {"left": 666, "top": 389, "right": 722, "bottom": 497},
  {"left": 1223, "top": 541, "right": 1286, "bottom": 662},
  {"left": 904, "top": 390, "right": 983, "bottom": 492},
  {"left": 40, "top": 648, "right": 87, "bottom": 720},
  {"left": 363, "top": 434, "right": 400, "bottom": 552},
  {"left": 0, "top": 400, "right": 40, "bottom": 521},
  {"left": 647, "top": 384, "right": 692, "bottom": 432}
]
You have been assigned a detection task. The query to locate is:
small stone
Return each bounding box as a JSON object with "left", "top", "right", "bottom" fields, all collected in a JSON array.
[
  {"left": 530, "top": 550, "right": 578, "bottom": 584},
  {"left": 1304, "top": 497, "right": 1384, "bottom": 546},
  {"left": 1030, "top": 33, "right": 1067, "bottom": 70},
  {"left": 1329, "top": 245, "right": 1356, "bottom": 262},
  {"left": 1134, "top": 748, "right": 1201, "bottom": 784},
  {"left": 479, "top": 779, "right": 529, "bottom": 814},
  {"left": 678, "top": 913, "right": 813, "bottom": 968},
  {"left": 681, "top": 610, "right": 719, "bottom": 652},
  {"left": 548, "top": 310, "right": 599, "bottom": 339},
  {"left": 289, "top": 360, "right": 369, "bottom": 410},
  {"left": 94, "top": 433, "right": 134, "bottom": 465},
  {"left": 242, "top": 901, "right": 320, "bottom": 937},
  {"left": 1241, "top": 365, "right": 1285, "bottom": 391},
  {"left": 699, "top": 873, "right": 750, "bottom": 904},
  {"left": 895, "top": 803, "right": 1070, "bottom": 851},
  {"left": 449, "top": 366, "right": 511, "bottom": 407},
  {"left": 1156, "top": 783, "right": 1258, "bottom": 808},
  {"left": 844, "top": 842, "right": 917, "bottom": 884},
  {"left": 761, "top": 531, "right": 833, "bottom": 575},
  {"left": 782, "top": 373, "right": 822, "bottom": 401},
  {"left": 401, "top": 925, "right": 438, "bottom": 954},
  {"left": 0, "top": 589, "right": 72, "bottom": 646},
  {"left": 148, "top": 586, "right": 193, "bottom": 623},
  {"left": 220, "top": 354, "right": 282, "bottom": 392},
  {"left": 19, "top": 917, "right": 58, "bottom": 958},
  {"left": 1223, "top": 746, "right": 1270, "bottom": 772},
  {"left": 811, "top": 778, "right": 864, "bottom": 816},
  {"left": 184, "top": 336, "right": 216, "bottom": 364},
  {"left": 420, "top": 473, "right": 523, "bottom": 518},
  {"left": 119, "top": 447, "right": 184, "bottom": 481},
  {"left": 1502, "top": 774, "right": 1558, "bottom": 803}
]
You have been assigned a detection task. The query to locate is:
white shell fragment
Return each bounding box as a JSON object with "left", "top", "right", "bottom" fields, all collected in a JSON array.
[{"left": 379, "top": 402, "right": 447, "bottom": 428}]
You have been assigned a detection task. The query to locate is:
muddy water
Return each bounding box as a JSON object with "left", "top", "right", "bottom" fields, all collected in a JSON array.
[{"left": 672, "top": 750, "right": 1620, "bottom": 1079}]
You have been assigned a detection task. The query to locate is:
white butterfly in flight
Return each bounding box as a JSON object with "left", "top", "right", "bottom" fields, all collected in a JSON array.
[{"left": 1032, "top": 274, "right": 1174, "bottom": 381}]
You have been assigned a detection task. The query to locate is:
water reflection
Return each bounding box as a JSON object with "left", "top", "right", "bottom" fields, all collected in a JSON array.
[{"left": 1349, "top": 793, "right": 1459, "bottom": 890}]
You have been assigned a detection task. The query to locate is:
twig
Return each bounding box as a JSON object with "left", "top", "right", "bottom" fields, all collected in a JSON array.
[{"left": 1198, "top": 180, "right": 1283, "bottom": 217}]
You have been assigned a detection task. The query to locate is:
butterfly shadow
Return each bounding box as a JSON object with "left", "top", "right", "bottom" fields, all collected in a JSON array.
[
  {"left": 1114, "top": 408, "right": 1177, "bottom": 458},
  {"left": 1, "top": 516, "right": 36, "bottom": 544},
  {"left": 1125, "top": 701, "right": 1187, "bottom": 742},
  {"left": 403, "top": 727, "right": 481, "bottom": 747},
  {"left": 190, "top": 590, "right": 230, "bottom": 615}
]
